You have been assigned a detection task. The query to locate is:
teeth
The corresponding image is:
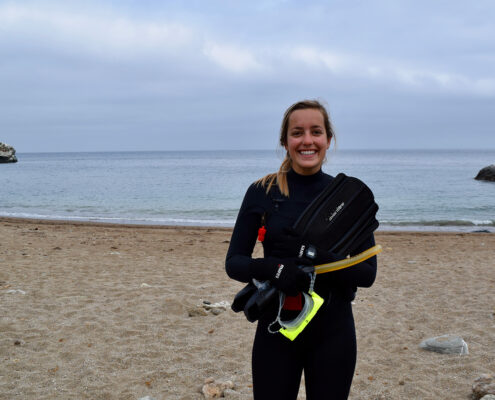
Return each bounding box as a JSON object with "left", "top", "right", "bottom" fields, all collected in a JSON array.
[{"left": 300, "top": 151, "right": 316, "bottom": 155}]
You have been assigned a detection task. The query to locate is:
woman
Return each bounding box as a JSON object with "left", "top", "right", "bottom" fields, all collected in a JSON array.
[{"left": 225, "top": 100, "right": 377, "bottom": 399}]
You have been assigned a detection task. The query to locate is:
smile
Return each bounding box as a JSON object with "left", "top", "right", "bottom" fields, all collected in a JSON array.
[{"left": 299, "top": 150, "right": 317, "bottom": 155}]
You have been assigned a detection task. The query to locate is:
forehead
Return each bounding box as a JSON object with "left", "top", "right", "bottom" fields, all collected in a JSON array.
[{"left": 288, "top": 108, "right": 324, "bottom": 128}]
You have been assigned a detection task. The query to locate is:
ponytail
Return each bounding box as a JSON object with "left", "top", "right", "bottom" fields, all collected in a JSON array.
[{"left": 256, "top": 154, "right": 291, "bottom": 197}]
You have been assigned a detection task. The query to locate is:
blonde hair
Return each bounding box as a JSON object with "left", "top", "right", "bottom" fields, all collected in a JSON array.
[{"left": 256, "top": 100, "right": 335, "bottom": 196}]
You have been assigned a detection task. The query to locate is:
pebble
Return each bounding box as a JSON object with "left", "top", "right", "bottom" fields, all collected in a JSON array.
[
  {"left": 202, "top": 300, "right": 230, "bottom": 309},
  {"left": 138, "top": 396, "right": 157, "bottom": 400},
  {"left": 188, "top": 307, "right": 208, "bottom": 317},
  {"left": 419, "top": 334, "right": 468, "bottom": 355},
  {"left": 188, "top": 300, "right": 231, "bottom": 317},
  {"left": 6, "top": 289, "right": 26, "bottom": 295},
  {"left": 202, "top": 300, "right": 230, "bottom": 313},
  {"left": 188, "top": 300, "right": 231, "bottom": 316},
  {"left": 473, "top": 374, "right": 495, "bottom": 400},
  {"left": 202, "top": 383, "right": 222, "bottom": 398},
  {"left": 202, "top": 378, "right": 235, "bottom": 399}
]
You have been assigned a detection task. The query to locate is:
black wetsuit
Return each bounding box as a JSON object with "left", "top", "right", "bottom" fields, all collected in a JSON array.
[{"left": 226, "top": 169, "right": 377, "bottom": 400}]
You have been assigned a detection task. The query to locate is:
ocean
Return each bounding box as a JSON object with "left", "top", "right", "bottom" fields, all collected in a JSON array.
[{"left": 1, "top": 150, "right": 494, "bottom": 232}]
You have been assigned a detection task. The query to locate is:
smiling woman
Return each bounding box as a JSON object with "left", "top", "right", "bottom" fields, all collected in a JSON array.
[
  {"left": 225, "top": 100, "right": 377, "bottom": 399},
  {"left": 284, "top": 107, "right": 332, "bottom": 175}
]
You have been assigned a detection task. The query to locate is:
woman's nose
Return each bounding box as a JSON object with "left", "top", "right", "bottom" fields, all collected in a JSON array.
[{"left": 302, "top": 131, "right": 313, "bottom": 144}]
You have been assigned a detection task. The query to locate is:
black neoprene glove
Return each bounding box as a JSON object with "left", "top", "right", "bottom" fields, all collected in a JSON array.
[
  {"left": 249, "top": 257, "right": 313, "bottom": 296},
  {"left": 270, "top": 227, "right": 341, "bottom": 265}
]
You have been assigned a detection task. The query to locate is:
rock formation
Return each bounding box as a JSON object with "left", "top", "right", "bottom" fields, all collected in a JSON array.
[
  {"left": 475, "top": 165, "right": 495, "bottom": 182},
  {"left": 0, "top": 142, "right": 17, "bottom": 163}
]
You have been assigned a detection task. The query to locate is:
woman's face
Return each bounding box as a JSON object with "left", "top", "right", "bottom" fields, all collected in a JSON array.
[{"left": 285, "top": 108, "right": 331, "bottom": 175}]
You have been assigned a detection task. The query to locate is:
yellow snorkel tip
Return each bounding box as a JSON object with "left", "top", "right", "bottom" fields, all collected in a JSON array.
[{"left": 314, "top": 244, "right": 382, "bottom": 275}]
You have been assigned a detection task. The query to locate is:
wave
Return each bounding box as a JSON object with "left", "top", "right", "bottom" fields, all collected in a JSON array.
[
  {"left": 379, "top": 219, "right": 495, "bottom": 232},
  {"left": 381, "top": 219, "right": 495, "bottom": 227},
  {"left": 2, "top": 211, "right": 494, "bottom": 232},
  {"left": 0, "top": 211, "right": 236, "bottom": 227}
]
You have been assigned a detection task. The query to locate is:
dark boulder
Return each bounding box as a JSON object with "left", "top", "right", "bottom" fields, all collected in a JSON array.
[
  {"left": 475, "top": 165, "right": 495, "bottom": 182},
  {"left": 0, "top": 142, "right": 18, "bottom": 163}
]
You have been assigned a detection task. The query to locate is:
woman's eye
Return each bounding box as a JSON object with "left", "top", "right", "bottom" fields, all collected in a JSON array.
[
  {"left": 313, "top": 130, "right": 323, "bottom": 135},
  {"left": 290, "top": 131, "right": 303, "bottom": 136}
]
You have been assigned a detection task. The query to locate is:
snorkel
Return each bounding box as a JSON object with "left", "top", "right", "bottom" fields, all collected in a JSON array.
[{"left": 265, "top": 245, "right": 382, "bottom": 341}]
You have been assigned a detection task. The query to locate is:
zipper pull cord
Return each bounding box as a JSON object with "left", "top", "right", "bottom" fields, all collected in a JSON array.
[{"left": 257, "top": 213, "right": 266, "bottom": 242}]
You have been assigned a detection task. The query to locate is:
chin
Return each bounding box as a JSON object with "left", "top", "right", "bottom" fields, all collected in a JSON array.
[
  {"left": 293, "top": 163, "right": 322, "bottom": 174},
  {"left": 295, "top": 159, "right": 322, "bottom": 169}
]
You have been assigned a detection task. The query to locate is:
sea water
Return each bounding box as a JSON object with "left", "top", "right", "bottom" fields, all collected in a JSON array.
[{"left": 1, "top": 150, "right": 494, "bottom": 231}]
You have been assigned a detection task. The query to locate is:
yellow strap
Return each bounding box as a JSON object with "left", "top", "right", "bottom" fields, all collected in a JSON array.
[
  {"left": 279, "top": 291, "right": 324, "bottom": 341},
  {"left": 314, "top": 244, "right": 382, "bottom": 275}
]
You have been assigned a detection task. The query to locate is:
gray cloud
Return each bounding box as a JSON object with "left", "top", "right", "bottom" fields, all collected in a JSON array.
[{"left": 1, "top": 1, "right": 494, "bottom": 152}]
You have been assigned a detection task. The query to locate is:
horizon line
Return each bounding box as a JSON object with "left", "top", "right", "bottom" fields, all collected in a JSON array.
[{"left": 13, "top": 147, "right": 495, "bottom": 154}]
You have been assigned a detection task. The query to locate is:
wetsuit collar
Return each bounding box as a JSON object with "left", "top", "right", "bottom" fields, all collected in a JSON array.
[{"left": 287, "top": 168, "right": 324, "bottom": 184}]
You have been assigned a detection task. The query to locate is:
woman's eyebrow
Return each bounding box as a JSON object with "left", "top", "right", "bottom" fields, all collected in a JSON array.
[{"left": 290, "top": 124, "right": 323, "bottom": 130}]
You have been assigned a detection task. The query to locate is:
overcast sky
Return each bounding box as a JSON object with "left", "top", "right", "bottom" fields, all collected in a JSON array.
[{"left": 1, "top": 0, "right": 494, "bottom": 152}]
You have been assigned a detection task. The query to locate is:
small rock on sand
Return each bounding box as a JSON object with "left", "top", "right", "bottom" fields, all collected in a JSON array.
[
  {"left": 473, "top": 374, "right": 495, "bottom": 400},
  {"left": 419, "top": 334, "right": 468, "bottom": 355},
  {"left": 188, "top": 307, "right": 208, "bottom": 317},
  {"left": 202, "top": 379, "right": 235, "bottom": 399}
]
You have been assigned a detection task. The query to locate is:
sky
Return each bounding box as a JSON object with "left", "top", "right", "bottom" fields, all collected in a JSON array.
[{"left": 1, "top": 0, "right": 494, "bottom": 152}]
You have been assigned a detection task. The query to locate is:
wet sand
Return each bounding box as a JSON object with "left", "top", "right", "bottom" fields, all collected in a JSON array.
[{"left": 1, "top": 218, "right": 494, "bottom": 399}]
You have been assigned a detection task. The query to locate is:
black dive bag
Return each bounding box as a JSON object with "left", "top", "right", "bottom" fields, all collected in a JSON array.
[
  {"left": 292, "top": 173, "right": 379, "bottom": 256},
  {"left": 231, "top": 173, "right": 379, "bottom": 322}
]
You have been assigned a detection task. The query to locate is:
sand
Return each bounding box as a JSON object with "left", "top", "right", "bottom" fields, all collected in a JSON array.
[{"left": 1, "top": 217, "right": 494, "bottom": 399}]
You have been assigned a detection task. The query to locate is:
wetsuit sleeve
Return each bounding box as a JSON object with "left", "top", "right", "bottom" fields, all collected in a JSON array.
[
  {"left": 225, "top": 184, "right": 264, "bottom": 283},
  {"left": 317, "top": 234, "right": 377, "bottom": 288}
]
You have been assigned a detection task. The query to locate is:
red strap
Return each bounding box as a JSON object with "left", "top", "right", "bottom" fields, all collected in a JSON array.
[
  {"left": 283, "top": 293, "right": 303, "bottom": 310},
  {"left": 257, "top": 226, "right": 266, "bottom": 242}
]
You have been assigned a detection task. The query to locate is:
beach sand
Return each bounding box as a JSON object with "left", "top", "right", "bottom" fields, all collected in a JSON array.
[{"left": 1, "top": 218, "right": 494, "bottom": 399}]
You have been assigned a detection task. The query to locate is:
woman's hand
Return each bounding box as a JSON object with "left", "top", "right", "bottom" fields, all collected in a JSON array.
[
  {"left": 270, "top": 227, "right": 341, "bottom": 265},
  {"left": 268, "top": 227, "right": 304, "bottom": 258},
  {"left": 249, "top": 257, "right": 313, "bottom": 296}
]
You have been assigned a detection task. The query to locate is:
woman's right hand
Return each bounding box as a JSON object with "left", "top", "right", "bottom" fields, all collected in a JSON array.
[{"left": 249, "top": 257, "right": 313, "bottom": 296}]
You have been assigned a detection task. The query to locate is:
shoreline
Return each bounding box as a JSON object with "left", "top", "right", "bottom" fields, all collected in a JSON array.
[
  {"left": 0, "top": 216, "right": 233, "bottom": 232},
  {"left": 1, "top": 216, "right": 493, "bottom": 234}
]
